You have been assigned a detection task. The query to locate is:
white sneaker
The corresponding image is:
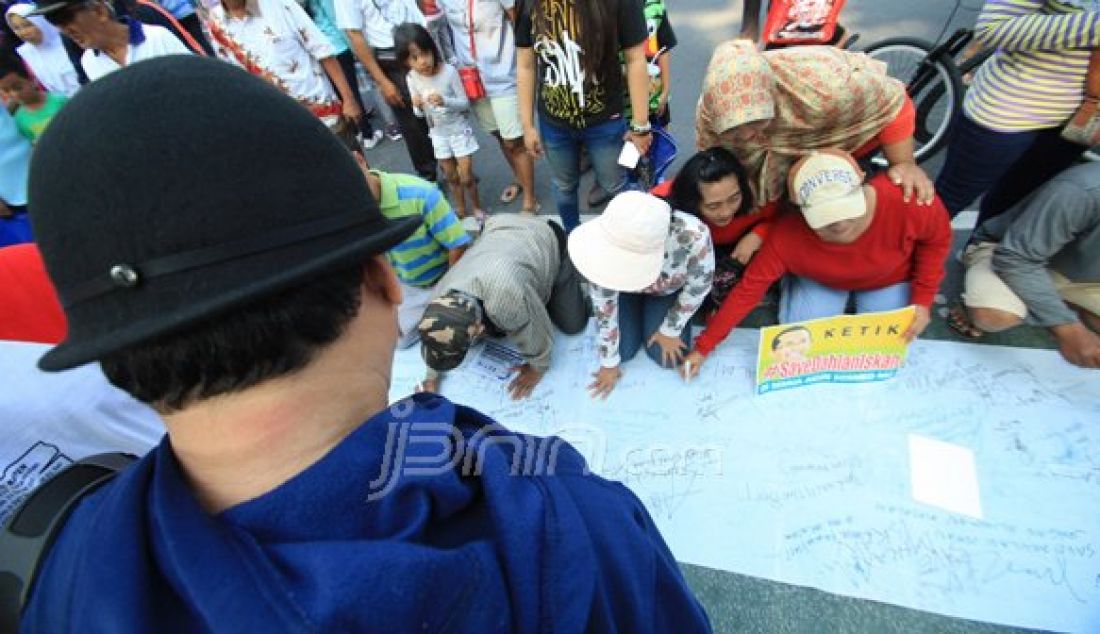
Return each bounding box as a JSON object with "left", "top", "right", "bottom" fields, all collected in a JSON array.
[{"left": 360, "top": 129, "right": 384, "bottom": 151}]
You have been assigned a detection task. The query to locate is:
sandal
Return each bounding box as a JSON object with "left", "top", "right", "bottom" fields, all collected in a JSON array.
[
  {"left": 945, "top": 304, "right": 984, "bottom": 340},
  {"left": 500, "top": 183, "right": 522, "bottom": 204}
]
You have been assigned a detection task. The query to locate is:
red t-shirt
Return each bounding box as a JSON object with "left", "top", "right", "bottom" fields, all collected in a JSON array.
[
  {"left": 694, "top": 173, "right": 951, "bottom": 356},
  {"left": 0, "top": 243, "right": 68, "bottom": 344},
  {"left": 854, "top": 96, "right": 916, "bottom": 158}
]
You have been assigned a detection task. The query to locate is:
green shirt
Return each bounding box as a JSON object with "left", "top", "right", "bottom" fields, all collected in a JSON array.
[
  {"left": 374, "top": 170, "right": 472, "bottom": 287},
  {"left": 622, "top": 0, "right": 677, "bottom": 118},
  {"left": 14, "top": 93, "right": 68, "bottom": 144}
]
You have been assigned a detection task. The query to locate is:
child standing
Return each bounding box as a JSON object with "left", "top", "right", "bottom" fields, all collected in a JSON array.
[
  {"left": 395, "top": 23, "right": 483, "bottom": 221},
  {"left": 638, "top": 0, "right": 677, "bottom": 128},
  {"left": 0, "top": 62, "right": 67, "bottom": 145}
]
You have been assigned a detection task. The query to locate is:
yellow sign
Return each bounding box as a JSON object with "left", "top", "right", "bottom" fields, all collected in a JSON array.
[{"left": 755, "top": 307, "right": 917, "bottom": 394}]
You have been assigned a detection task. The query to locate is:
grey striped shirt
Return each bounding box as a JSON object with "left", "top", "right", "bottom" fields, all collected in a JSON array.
[{"left": 429, "top": 214, "right": 561, "bottom": 375}]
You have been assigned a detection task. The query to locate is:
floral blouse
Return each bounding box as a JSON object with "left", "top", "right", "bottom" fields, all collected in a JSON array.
[{"left": 590, "top": 211, "right": 715, "bottom": 367}]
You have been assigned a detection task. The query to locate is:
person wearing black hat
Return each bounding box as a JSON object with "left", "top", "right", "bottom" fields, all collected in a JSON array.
[
  {"left": 29, "top": 0, "right": 191, "bottom": 81},
  {"left": 17, "top": 56, "right": 711, "bottom": 632}
]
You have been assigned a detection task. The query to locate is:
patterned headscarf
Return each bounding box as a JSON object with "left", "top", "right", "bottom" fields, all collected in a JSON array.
[{"left": 696, "top": 40, "right": 906, "bottom": 205}]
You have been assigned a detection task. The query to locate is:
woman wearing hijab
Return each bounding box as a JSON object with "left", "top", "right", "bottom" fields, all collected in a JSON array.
[
  {"left": 696, "top": 40, "right": 935, "bottom": 210},
  {"left": 4, "top": 2, "right": 81, "bottom": 97}
]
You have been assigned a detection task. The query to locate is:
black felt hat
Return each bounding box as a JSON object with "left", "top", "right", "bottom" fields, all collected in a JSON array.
[{"left": 30, "top": 56, "right": 419, "bottom": 371}]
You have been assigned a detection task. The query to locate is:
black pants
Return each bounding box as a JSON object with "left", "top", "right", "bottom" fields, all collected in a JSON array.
[
  {"left": 329, "top": 50, "right": 375, "bottom": 138},
  {"left": 377, "top": 56, "right": 437, "bottom": 181},
  {"left": 547, "top": 220, "right": 590, "bottom": 334},
  {"left": 935, "top": 113, "right": 1085, "bottom": 223},
  {"left": 177, "top": 13, "right": 214, "bottom": 56}
]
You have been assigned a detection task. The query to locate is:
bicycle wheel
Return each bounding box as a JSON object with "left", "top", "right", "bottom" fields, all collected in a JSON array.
[{"left": 862, "top": 37, "right": 963, "bottom": 167}]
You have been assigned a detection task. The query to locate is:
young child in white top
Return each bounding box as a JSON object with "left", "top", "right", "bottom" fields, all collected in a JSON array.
[{"left": 396, "top": 22, "right": 483, "bottom": 220}]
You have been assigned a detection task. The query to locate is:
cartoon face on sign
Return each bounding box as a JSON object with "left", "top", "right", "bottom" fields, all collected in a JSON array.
[{"left": 771, "top": 326, "right": 813, "bottom": 364}]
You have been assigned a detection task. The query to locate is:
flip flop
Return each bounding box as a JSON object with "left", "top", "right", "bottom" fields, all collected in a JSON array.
[
  {"left": 500, "top": 183, "right": 522, "bottom": 204},
  {"left": 945, "top": 304, "right": 984, "bottom": 340}
]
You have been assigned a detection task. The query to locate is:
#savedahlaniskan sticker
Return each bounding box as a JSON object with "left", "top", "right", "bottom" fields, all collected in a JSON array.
[{"left": 755, "top": 306, "right": 916, "bottom": 394}]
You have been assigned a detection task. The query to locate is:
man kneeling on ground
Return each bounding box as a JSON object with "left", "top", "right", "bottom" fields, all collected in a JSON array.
[
  {"left": 957, "top": 162, "right": 1100, "bottom": 369},
  {"left": 18, "top": 56, "right": 711, "bottom": 632},
  {"left": 684, "top": 149, "right": 952, "bottom": 377},
  {"left": 417, "top": 214, "right": 588, "bottom": 400}
]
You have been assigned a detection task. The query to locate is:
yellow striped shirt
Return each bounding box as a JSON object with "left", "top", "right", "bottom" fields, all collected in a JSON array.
[{"left": 964, "top": 0, "right": 1100, "bottom": 132}]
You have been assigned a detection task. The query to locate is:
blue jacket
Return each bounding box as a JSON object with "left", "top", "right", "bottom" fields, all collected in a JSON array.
[{"left": 22, "top": 393, "right": 711, "bottom": 632}]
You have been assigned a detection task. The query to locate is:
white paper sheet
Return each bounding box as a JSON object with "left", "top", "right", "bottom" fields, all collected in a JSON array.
[
  {"left": 390, "top": 328, "right": 1100, "bottom": 633},
  {"left": 908, "top": 435, "right": 983, "bottom": 518}
]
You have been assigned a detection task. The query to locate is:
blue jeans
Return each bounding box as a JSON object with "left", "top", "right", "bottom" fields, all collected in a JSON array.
[
  {"left": 539, "top": 117, "right": 628, "bottom": 233},
  {"left": 618, "top": 292, "right": 692, "bottom": 368},
  {"left": 934, "top": 113, "right": 1083, "bottom": 223},
  {"left": 778, "top": 277, "right": 911, "bottom": 324}
]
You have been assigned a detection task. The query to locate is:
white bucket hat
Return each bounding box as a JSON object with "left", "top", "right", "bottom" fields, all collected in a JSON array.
[
  {"left": 788, "top": 150, "right": 867, "bottom": 230},
  {"left": 567, "top": 191, "right": 671, "bottom": 292}
]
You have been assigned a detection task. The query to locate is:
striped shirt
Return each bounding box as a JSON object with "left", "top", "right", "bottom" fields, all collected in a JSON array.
[
  {"left": 374, "top": 170, "right": 471, "bottom": 287},
  {"left": 964, "top": 0, "right": 1100, "bottom": 132}
]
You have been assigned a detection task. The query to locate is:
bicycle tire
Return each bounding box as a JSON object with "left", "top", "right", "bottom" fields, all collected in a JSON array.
[
  {"left": 862, "top": 37, "right": 964, "bottom": 167},
  {"left": 911, "top": 44, "right": 990, "bottom": 131}
]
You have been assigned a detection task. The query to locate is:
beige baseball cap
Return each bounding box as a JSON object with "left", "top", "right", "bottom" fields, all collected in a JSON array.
[{"left": 788, "top": 151, "right": 867, "bottom": 230}]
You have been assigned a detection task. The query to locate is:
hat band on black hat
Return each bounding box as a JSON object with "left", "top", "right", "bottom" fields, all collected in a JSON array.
[{"left": 65, "top": 210, "right": 379, "bottom": 307}]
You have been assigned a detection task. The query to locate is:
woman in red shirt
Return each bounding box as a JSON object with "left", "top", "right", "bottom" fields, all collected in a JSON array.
[
  {"left": 682, "top": 150, "right": 952, "bottom": 378},
  {"left": 655, "top": 147, "right": 780, "bottom": 309}
]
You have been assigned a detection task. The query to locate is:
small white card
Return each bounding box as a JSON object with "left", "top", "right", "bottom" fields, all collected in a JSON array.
[
  {"left": 470, "top": 340, "right": 526, "bottom": 381},
  {"left": 618, "top": 140, "right": 641, "bottom": 169},
  {"left": 908, "top": 434, "right": 983, "bottom": 519}
]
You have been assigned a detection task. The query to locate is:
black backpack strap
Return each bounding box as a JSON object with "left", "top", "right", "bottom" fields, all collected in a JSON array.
[{"left": 0, "top": 452, "right": 136, "bottom": 631}]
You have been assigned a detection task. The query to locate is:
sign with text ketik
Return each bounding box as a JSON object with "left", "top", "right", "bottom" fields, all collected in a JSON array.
[{"left": 755, "top": 307, "right": 916, "bottom": 394}]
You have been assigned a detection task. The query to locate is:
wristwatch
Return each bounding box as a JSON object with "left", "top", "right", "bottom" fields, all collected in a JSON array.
[{"left": 629, "top": 121, "right": 652, "bottom": 135}]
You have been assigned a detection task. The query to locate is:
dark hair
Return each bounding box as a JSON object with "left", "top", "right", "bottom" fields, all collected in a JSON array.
[
  {"left": 529, "top": 0, "right": 616, "bottom": 87},
  {"left": 0, "top": 57, "right": 29, "bottom": 80},
  {"left": 394, "top": 22, "right": 440, "bottom": 72},
  {"left": 100, "top": 266, "right": 366, "bottom": 412},
  {"left": 771, "top": 326, "right": 811, "bottom": 351},
  {"left": 0, "top": 14, "right": 20, "bottom": 63},
  {"left": 665, "top": 148, "right": 754, "bottom": 218}
]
